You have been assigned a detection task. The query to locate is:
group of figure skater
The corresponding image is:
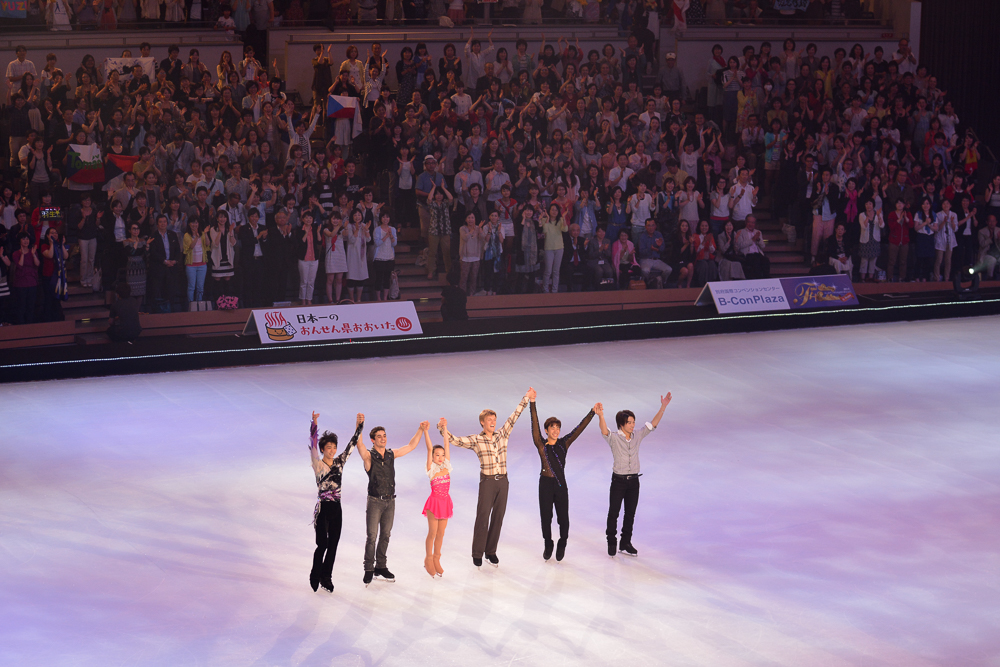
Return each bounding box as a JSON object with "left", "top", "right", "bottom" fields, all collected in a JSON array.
[{"left": 306, "top": 388, "right": 672, "bottom": 592}]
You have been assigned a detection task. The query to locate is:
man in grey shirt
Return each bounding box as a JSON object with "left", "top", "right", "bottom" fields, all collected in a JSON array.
[{"left": 596, "top": 392, "right": 672, "bottom": 557}]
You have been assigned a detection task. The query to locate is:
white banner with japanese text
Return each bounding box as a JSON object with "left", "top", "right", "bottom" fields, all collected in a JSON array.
[
  {"left": 246, "top": 302, "right": 423, "bottom": 344},
  {"left": 696, "top": 279, "right": 790, "bottom": 314}
]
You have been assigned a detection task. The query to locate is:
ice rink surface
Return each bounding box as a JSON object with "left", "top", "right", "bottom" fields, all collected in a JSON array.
[{"left": 2, "top": 316, "right": 1000, "bottom": 667}]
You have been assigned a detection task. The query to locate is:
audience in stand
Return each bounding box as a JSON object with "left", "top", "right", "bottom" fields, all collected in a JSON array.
[{"left": 0, "top": 25, "right": 996, "bottom": 328}]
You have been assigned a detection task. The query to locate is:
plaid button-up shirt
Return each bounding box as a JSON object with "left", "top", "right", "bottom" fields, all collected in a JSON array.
[{"left": 442, "top": 396, "right": 529, "bottom": 476}]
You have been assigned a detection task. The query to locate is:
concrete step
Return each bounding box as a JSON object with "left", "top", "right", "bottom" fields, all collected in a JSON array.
[{"left": 770, "top": 265, "right": 812, "bottom": 276}]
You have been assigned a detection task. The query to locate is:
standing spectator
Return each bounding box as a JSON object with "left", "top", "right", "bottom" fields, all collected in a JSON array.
[
  {"left": 458, "top": 212, "right": 484, "bottom": 296},
  {"left": 147, "top": 214, "right": 182, "bottom": 312},
  {"left": 372, "top": 211, "right": 397, "bottom": 301},
  {"left": 296, "top": 210, "right": 320, "bottom": 305},
  {"left": 6, "top": 46, "right": 37, "bottom": 103},
  {"left": 735, "top": 215, "right": 770, "bottom": 278},
  {"left": 539, "top": 204, "right": 568, "bottom": 293},
  {"left": 344, "top": 210, "right": 370, "bottom": 303}
]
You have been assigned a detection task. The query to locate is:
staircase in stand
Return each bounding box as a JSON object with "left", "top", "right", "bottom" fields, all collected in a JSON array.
[
  {"left": 394, "top": 228, "right": 444, "bottom": 322},
  {"left": 753, "top": 206, "right": 812, "bottom": 277}
]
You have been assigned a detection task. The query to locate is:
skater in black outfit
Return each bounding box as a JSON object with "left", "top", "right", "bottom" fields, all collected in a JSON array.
[
  {"left": 308, "top": 411, "right": 364, "bottom": 593},
  {"left": 356, "top": 421, "right": 424, "bottom": 586},
  {"left": 528, "top": 393, "right": 598, "bottom": 561}
]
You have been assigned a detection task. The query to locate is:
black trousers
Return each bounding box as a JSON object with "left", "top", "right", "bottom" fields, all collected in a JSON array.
[
  {"left": 311, "top": 500, "right": 343, "bottom": 583},
  {"left": 606, "top": 474, "right": 640, "bottom": 543},
  {"left": 241, "top": 257, "right": 266, "bottom": 308},
  {"left": 539, "top": 475, "right": 569, "bottom": 541}
]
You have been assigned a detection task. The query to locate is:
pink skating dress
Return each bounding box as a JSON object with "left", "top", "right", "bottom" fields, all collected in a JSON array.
[{"left": 422, "top": 461, "right": 453, "bottom": 519}]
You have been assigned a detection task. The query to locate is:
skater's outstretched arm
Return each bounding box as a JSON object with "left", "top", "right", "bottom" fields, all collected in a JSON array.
[
  {"left": 425, "top": 424, "right": 435, "bottom": 472},
  {"left": 309, "top": 411, "right": 321, "bottom": 462},
  {"left": 338, "top": 413, "right": 364, "bottom": 463},
  {"left": 356, "top": 417, "right": 372, "bottom": 471},
  {"left": 563, "top": 404, "right": 598, "bottom": 450},
  {"left": 393, "top": 421, "right": 427, "bottom": 458},
  {"left": 649, "top": 393, "right": 672, "bottom": 429},
  {"left": 498, "top": 387, "right": 535, "bottom": 440},
  {"left": 595, "top": 402, "right": 610, "bottom": 437},
  {"left": 528, "top": 394, "right": 545, "bottom": 452},
  {"left": 437, "top": 417, "right": 476, "bottom": 450}
]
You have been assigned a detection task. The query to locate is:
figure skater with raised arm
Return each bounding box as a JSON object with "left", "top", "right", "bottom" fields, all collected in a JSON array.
[
  {"left": 528, "top": 392, "right": 598, "bottom": 562},
  {"left": 308, "top": 411, "right": 364, "bottom": 593},
  {"left": 422, "top": 421, "right": 453, "bottom": 577},
  {"left": 437, "top": 387, "right": 535, "bottom": 568},
  {"left": 355, "top": 421, "right": 423, "bottom": 586},
  {"left": 596, "top": 393, "right": 672, "bottom": 558}
]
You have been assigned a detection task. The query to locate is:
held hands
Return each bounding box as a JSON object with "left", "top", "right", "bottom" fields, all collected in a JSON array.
[
  {"left": 437, "top": 417, "right": 448, "bottom": 432},
  {"left": 526, "top": 387, "right": 537, "bottom": 401},
  {"left": 356, "top": 413, "right": 365, "bottom": 427},
  {"left": 593, "top": 402, "right": 603, "bottom": 415},
  {"left": 419, "top": 420, "right": 430, "bottom": 432}
]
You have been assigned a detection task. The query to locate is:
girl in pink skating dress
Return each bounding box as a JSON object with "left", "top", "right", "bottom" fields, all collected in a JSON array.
[{"left": 422, "top": 426, "right": 452, "bottom": 577}]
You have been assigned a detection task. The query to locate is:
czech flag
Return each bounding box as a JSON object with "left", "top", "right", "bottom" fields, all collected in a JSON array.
[
  {"left": 102, "top": 152, "right": 141, "bottom": 192},
  {"left": 65, "top": 144, "right": 104, "bottom": 185},
  {"left": 327, "top": 95, "right": 363, "bottom": 138}
]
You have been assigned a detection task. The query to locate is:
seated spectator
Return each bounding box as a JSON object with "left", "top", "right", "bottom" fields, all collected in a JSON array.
[
  {"left": 611, "top": 228, "right": 640, "bottom": 290},
  {"left": 692, "top": 219, "right": 720, "bottom": 287},
  {"left": 716, "top": 219, "right": 746, "bottom": 281},
  {"left": 635, "top": 218, "right": 672, "bottom": 287},
  {"left": 826, "top": 223, "right": 854, "bottom": 275}
]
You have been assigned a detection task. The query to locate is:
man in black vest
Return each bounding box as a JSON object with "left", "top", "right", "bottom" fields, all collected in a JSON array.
[{"left": 356, "top": 421, "right": 424, "bottom": 585}]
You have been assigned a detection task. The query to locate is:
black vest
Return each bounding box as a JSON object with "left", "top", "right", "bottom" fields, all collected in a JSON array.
[{"left": 367, "top": 447, "right": 395, "bottom": 498}]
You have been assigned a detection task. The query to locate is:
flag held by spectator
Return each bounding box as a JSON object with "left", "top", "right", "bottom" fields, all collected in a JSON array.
[
  {"left": 327, "top": 95, "right": 363, "bottom": 138},
  {"left": 102, "top": 153, "right": 141, "bottom": 192},
  {"left": 65, "top": 144, "right": 104, "bottom": 185}
]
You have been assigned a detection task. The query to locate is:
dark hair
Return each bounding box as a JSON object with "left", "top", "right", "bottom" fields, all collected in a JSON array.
[
  {"left": 318, "top": 431, "right": 338, "bottom": 451},
  {"left": 615, "top": 410, "right": 636, "bottom": 429},
  {"left": 543, "top": 417, "right": 561, "bottom": 431},
  {"left": 432, "top": 444, "right": 445, "bottom": 455},
  {"left": 369, "top": 426, "right": 386, "bottom": 440}
]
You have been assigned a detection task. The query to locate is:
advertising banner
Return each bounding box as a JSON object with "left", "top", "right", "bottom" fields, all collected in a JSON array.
[
  {"left": 780, "top": 274, "right": 859, "bottom": 309},
  {"left": 698, "top": 279, "right": 790, "bottom": 314},
  {"left": 0, "top": 0, "right": 26, "bottom": 18},
  {"left": 696, "top": 275, "right": 858, "bottom": 313},
  {"left": 773, "top": 0, "right": 809, "bottom": 10},
  {"left": 245, "top": 302, "right": 423, "bottom": 344}
]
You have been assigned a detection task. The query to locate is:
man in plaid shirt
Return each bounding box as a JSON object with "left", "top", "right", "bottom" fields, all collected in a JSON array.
[{"left": 438, "top": 387, "right": 535, "bottom": 568}]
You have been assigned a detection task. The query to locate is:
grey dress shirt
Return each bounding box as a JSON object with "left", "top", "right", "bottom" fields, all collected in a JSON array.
[{"left": 603, "top": 422, "right": 655, "bottom": 475}]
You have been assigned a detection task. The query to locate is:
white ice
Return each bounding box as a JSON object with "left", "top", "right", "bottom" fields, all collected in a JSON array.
[{"left": 2, "top": 317, "right": 1000, "bottom": 667}]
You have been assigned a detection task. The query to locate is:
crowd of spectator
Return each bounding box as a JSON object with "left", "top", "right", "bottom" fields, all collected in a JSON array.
[{"left": 1, "top": 23, "right": 998, "bottom": 327}]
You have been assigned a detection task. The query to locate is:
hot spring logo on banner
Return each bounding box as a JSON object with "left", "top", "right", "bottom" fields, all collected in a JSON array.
[{"left": 263, "top": 310, "right": 297, "bottom": 341}]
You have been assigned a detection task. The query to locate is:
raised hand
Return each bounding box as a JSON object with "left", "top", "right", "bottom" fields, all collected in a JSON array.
[
  {"left": 526, "top": 387, "right": 537, "bottom": 401},
  {"left": 420, "top": 420, "right": 430, "bottom": 432},
  {"left": 437, "top": 417, "right": 448, "bottom": 431},
  {"left": 356, "top": 412, "right": 365, "bottom": 426},
  {"left": 661, "top": 392, "right": 672, "bottom": 408},
  {"left": 593, "top": 402, "right": 602, "bottom": 415}
]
